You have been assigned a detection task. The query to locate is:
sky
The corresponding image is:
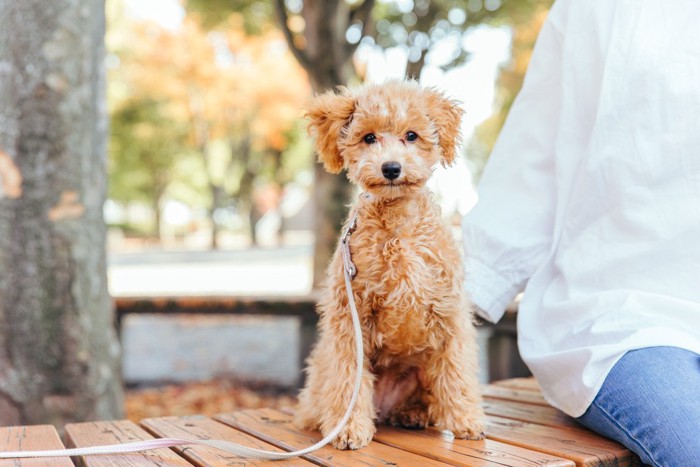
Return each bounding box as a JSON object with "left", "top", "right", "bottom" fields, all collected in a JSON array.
[{"left": 123, "top": 0, "right": 185, "bottom": 30}]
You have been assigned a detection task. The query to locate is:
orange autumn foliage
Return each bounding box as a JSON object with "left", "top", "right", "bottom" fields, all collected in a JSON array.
[{"left": 113, "top": 15, "right": 310, "bottom": 153}]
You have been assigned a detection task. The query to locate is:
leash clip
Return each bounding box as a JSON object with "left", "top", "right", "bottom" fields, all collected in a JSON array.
[
  {"left": 341, "top": 192, "right": 371, "bottom": 279},
  {"left": 341, "top": 213, "right": 357, "bottom": 243},
  {"left": 341, "top": 211, "right": 358, "bottom": 279}
]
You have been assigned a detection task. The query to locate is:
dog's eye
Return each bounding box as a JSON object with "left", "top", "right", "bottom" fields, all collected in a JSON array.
[
  {"left": 363, "top": 133, "right": 377, "bottom": 144},
  {"left": 406, "top": 131, "right": 418, "bottom": 142}
]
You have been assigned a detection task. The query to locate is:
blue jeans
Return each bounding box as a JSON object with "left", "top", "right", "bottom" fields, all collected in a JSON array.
[{"left": 576, "top": 346, "right": 700, "bottom": 467}]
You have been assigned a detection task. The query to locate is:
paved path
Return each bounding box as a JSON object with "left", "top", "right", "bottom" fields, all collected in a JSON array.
[{"left": 108, "top": 245, "right": 313, "bottom": 297}]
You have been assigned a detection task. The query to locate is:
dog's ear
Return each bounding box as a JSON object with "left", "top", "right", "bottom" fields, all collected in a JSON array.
[
  {"left": 423, "top": 88, "right": 464, "bottom": 166},
  {"left": 305, "top": 88, "right": 356, "bottom": 174}
]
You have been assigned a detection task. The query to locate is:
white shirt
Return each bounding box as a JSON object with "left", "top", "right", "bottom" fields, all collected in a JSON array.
[{"left": 462, "top": 0, "right": 700, "bottom": 417}]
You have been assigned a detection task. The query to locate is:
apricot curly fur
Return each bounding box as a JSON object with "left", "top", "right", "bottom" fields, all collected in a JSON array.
[{"left": 296, "top": 80, "right": 485, "bottom": 450}]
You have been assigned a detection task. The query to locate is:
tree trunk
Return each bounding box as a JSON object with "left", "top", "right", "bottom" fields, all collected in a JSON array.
[
  {"left": 153, "top": 192, "right": 163, "bottom": 240},
  {"left": 405, "top": 49, "right": 427, "bottom": 81},
  {"left": 234, "top": 134, "right": 257, "bottom": 247},
  {"left": 270, "top": 150, "right": 286, "bottom": 245},
  {"left": 248, "top": 203, "right": 260, "bottom": 247},
  {"left": 208, "top": 184, "right": 225, "bottom": 250},
  {"left": 274, "top": 0, "right": 367, "bottom": 288},
  {"left": 0, "top": 0, "right": 124, "bottom": 426},
  {"left": 303, "top": 1, "right": 353, "bottom": 289},
  {"left": 311, "top": 163, "right": 354, "bottom": 287}
]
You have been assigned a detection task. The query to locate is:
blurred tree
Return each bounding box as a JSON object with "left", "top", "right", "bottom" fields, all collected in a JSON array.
[
  {"left": 0, "top": 0, "right": 123, "bottom": 425},
  {"left": 108, "top": 13, "right": 309, "bottom": 248},
  {"left": 110, "top": 98, "right": 189, "bottom": 236},
  {"left": 469, "top": 1, "right": 553, "bottom": 179},
  {"left": 187, "top": 0, "right": 553, "bottom": 287}
]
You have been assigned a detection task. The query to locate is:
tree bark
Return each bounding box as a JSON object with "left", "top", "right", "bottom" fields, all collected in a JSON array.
[
  {"left": 405, "top": 49, "right": 427, "bottom": 81},
  {"left": 0, "top": 0, "right": 124, "bottom": 426}
]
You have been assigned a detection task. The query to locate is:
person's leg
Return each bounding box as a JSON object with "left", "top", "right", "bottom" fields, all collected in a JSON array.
[{"left": 576, "top": 346, "right": 700, "bottom": 467}]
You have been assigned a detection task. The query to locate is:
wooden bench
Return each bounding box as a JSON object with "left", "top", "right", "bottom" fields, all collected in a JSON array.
[{"left": 0, "top": 378, "right": 641, "bottom": 466}]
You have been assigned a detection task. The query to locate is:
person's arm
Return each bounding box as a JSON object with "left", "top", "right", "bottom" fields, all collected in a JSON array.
[{"left": 463, "top": 11, "right": 565, "bottom": 323}]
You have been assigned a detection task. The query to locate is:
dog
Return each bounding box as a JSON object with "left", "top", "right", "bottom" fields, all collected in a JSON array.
[{"left": 294, "top": 81, "right": 485, "bottom": 450}]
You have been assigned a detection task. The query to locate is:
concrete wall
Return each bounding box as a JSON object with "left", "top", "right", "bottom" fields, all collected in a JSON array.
[{"left": 122, "top": 314, "right": 301, "bottom": 387}]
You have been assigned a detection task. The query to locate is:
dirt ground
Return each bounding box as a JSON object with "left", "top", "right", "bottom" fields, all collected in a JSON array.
[{"left": 125, "top": 379, "right": 298, "bottom": 421}]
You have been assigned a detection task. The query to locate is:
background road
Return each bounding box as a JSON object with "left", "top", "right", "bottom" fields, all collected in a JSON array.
[{"left": 109, "top": 245, "right": 313, "bottom": 297}]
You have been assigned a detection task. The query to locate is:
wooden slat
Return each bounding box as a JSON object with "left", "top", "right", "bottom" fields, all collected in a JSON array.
[
  {"left": 374, "top": 424, "right": 574, "bottom": 467},
  {"left": 115, "top": 295, "right": 318, "bottom": 318},
  {"left": 482, "top": 384, "right": 550, "bottom": 406},
  {"left": 141, "top": 415, "right": 311, "bottom": 466},
  {"left": 483, "top": 399, "right": 580, "bottom": 429},
  {"left": 216, "top": 408, "right": 452, "bottom": 467},
  {"left": 485, "top": 416, "right": 636, "bottom": 467},
  {"left": 65, "top": 420, "right": 191, "bottom": 467},
  {"left": 0, "top": 425, "right": 73, "bottom": 467},
  {"left": 492, "top": 377, "right": 542, "bottom": 392}
]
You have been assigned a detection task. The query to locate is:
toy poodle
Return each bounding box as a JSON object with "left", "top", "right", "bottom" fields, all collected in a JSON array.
[{"left": 294, "top": 80, "right": 485, "bottom": 450}]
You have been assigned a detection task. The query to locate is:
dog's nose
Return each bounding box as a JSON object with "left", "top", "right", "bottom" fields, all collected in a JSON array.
[{"left": 381, "top": 162, "right": 402, "bottom": 180}]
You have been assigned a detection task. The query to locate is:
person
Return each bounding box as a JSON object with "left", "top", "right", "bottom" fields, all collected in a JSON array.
[{"left": 461, "top": 1, "right": 700, "bottom": 465}]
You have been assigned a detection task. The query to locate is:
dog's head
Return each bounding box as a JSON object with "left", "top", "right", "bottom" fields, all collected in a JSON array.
[{"left": 306, "top": 81, "right": 463, "bottom": 199}]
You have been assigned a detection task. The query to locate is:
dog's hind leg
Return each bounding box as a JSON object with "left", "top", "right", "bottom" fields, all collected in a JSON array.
[
  {"left": 376, "top": 367, "right": 430, "bottom": 430},
  {"left": 387, "top": 393, "right": 430, "bottom": 430}
]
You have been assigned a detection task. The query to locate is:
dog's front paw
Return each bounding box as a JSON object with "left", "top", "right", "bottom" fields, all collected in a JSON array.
[
  {"left": 435, "top": 407, "right": 485, "bottom": 441},
  {"left": 328, "top": 418, "right": 376, "bottom": 450},
  {"left": 447, "top": 414, "right": 485, "bottom": 440}
]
